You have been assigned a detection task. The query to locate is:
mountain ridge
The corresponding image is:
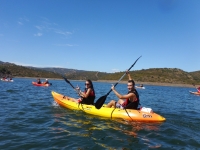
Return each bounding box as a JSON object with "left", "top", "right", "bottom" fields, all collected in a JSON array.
[{"left": 0, "top": 61, "right": 200, "bottom": 84}]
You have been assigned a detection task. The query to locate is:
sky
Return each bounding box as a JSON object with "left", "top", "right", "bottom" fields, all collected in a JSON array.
[{"left": 0, "top": 0, "right": 199, "bottom": 73}]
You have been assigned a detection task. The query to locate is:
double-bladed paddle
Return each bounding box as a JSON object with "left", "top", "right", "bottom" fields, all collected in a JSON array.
[
  {"left": 62, "top": 75, "right": 81, "bottom": 96},
  {"left": 95, "top": 56, "right": 142, "bottom": 109}
]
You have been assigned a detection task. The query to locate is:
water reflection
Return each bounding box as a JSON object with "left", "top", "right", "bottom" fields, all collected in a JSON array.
[{"left": 51, "top": 105, "right": 164, "bottom": 149}]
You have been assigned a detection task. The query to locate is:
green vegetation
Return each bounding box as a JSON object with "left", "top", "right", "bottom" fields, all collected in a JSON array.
[
  {"left": 65, "top": 68, "right": 200, "bottom": 85},
  {"left": 0, "top": 63, "right": 61, "bottom": 79},
  {"left": 1, "top": 61, "right": 200, "bottom": 85}
]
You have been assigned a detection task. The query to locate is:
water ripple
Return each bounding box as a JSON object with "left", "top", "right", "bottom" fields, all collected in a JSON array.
[{"left": 0, "top": 78, "right": 200, "bottom": 149}]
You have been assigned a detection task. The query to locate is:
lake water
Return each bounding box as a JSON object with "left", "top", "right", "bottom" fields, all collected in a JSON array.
[{"left": 0, "top": 78, "right": 200, "bottom": 149}]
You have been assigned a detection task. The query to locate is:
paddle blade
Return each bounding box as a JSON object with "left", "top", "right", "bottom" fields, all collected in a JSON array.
[{"left": 95, "top": 95, "right": 107, "bottom": 109}]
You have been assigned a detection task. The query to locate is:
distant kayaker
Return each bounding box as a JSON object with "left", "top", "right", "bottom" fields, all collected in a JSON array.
[
  {"left": 43, "top": 79, "right": 49, "bottom": 84},
  {"left": 74, "top": 79, "right": 96, "bottom": 105},
  {"left": 37, "top": 78, "right": 41, "bottom": 84},
  {"left": 197, "top": 86, "right": 200, "bottom": 93},
  {"left": 106, "top": 71, "right": 140, "bottom": 110},
  {"left": 140, "top": 84, "right": 143, "bottom": 87}
]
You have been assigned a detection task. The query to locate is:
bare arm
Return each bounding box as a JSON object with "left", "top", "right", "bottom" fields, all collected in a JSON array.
[
  {"left": 80, "top": 88, "right": 92, "bottom": 98},
  {"left": 126, "top": 71, "right": 132, "bottom": 80},
  {"left": 111, "top": 85, "right": 134, "bottom": 99}
]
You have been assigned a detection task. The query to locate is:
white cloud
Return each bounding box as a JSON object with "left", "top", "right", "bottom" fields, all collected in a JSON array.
[
  {"left": 111, "top": 69, "right": 120, "bottom": 73},
  {"left": 18, "top": 21, "right": 23, "bottom": 25},
  {"left": 35, "top": 18, "right": 72, "bottom": 37},
  {"left": 34, "top": 33, "right": 43, "bottom": 36},
  {"left": 55, "top": 30, "right": 72, "bottom": 36},
  {"left": 35, "top": 25, "right": 44, "bottom": 30},
  {"left": 18, "top": 17, "right": 29, "bottom": 25}
]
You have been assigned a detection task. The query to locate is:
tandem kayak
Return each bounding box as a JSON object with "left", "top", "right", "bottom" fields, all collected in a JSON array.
[
  {"left": 189, "top": 91, "right": 200, "bottom": 95},
  {"left": 32, "top": 82, "right": 51, "bottom": 87},
  {"left": 51, "top": 91, "right": 166, "bottom": 122}
]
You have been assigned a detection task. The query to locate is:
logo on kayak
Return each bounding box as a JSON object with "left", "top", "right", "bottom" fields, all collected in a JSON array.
[
  {"left": 84, "top": 107, "right": 92, "bottom": 111},
  {"left": 143, "top": 114, "right": 152, "bottom": 118}
]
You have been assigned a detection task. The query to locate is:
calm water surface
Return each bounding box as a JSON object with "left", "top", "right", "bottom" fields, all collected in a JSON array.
[{"left": 0, "top": 78, "right": 200, "bottom": 149}]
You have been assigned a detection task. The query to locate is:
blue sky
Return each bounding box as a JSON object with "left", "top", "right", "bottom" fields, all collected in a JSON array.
[{"left": 0, "top": 0, "right": 199, "bottom": 73}]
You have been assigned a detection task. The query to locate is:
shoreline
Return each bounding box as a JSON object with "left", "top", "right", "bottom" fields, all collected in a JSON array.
[
  {"left": 14, "top": 77, "right": 196, "bottom": 88},
  {"left": 95, "top": 80, "right": 196, "bottom": 88}
]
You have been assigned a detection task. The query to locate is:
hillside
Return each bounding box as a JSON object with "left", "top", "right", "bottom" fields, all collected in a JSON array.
[
  {"left": 0, "top": 63, "right": 61, "bottom": 79},
  {"left": 0, "top": 61, "right": 200, "bottom": 85},
  {"left": 64, "top": 68, "right": 200, "bottom": 85}
]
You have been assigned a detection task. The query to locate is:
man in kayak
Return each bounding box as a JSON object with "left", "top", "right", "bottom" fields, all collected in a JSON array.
[
  {"left": 106, "top": 71, "right": 140, "bottom": 110},
  {"left": 43, "top": 79, "right": 49, "bottom": 84},
  {"left": 73, "top": 79, "right": 96, "bottom": 105}
]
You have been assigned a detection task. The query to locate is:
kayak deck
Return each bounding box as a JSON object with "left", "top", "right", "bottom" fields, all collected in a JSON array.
[{"left": 51, "top": 91, "right": 166, "bottom": 122}]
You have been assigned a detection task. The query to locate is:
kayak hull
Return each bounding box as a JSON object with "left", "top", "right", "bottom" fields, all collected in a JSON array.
[
  {"left": 1, "top": 79, "right": 13, "bottom": 82},
  {"left": 135, "top": 86, "right": 145, "bottom": 89},
  {"left": 189, "top": 91, "right": 200, "bottom": 95},
  {"left": 51, "top": 91, "right": 166, "bottom": 122},
  {"left": 32, "top": 82, "right": 51, "bottom": 87}
]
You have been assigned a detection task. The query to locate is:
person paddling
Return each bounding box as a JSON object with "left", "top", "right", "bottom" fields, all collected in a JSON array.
[
  {"left": 106, "top": 71, "right": 140, "bottom": 110},
  {"left": 37, "top": 78, "right": 41, "bottom": 84},
  {"left": 140, "top": 84, "right": 143, "bottom": 87},
  {"left": 196, "top": 86, "right": 200, "bottom": 93},
  {"left": 43, "top": 79, "right": 49, "bottom": 84},
  {"left": 73, "top": 79, "right": 95, "bottom": 105}
]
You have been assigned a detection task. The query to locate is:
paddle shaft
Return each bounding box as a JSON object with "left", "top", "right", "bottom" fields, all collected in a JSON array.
[
  {"left": 105, "top": 56, "right": 142, "bottom": 96},
  {"left": 95, "top": 56, "right": 142, "bottom": 109},
  {"left": 63, "top": 76, "right": 81, "bottom": 96}
]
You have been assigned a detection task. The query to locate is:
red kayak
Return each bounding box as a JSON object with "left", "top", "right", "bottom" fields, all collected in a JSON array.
[{"left": 32, "top": 82, "right": 51, "bottom": 87}]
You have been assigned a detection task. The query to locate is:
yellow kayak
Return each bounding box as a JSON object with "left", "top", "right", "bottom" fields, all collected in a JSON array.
[{"left": 51, "top": 91, "right": 166, "bottom": 122}]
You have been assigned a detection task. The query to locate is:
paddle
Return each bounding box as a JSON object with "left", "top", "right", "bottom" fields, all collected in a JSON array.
[
  {"left": 95, "top": 56, "right": 142, "bottom": 109},
  {"left": 62, "top": 75, "right": 81, "bottom": 96}
]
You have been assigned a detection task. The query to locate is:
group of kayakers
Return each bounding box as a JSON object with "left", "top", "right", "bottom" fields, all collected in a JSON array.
[
  {"left": 1, "top": 77, "right": 13, "bottom": 81},
  {"left": 36, "top": 78, "right": 49, "bottom": 85},
  {"left": 71, "top": 71, "right": 140, "bottom": 110}
]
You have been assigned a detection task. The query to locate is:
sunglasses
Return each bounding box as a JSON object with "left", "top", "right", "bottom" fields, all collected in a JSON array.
[
  {"left": 85, "top": 83, "right": 90, "bottom": 85},
  {"left": 127, "top": 84, "right": 133, "bottom": 87}
]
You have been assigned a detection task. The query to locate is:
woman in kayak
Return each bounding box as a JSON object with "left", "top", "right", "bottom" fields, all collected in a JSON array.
[
  {"left": 73, "top": 79, "right": 95, "bottom": 105},
  {"left": 106, "top": 71, "right": 140, "bottom": 110}
]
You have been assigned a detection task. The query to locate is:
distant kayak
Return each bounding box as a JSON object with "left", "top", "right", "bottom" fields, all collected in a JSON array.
[
  {"left": 1, "top": 78, "right": 14, "bottom": 82},
  {"left": 32, "top": 82, "right": 51, "bottom": 87},
  {"left": 52, "top": 91, "right": 166, "bottom": 122},
  {"left": 135, "top": 86, "right": 145, "bottom": 89},
  {"left": 189, "top": 91, "right": 200, "bottom": 95}
]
